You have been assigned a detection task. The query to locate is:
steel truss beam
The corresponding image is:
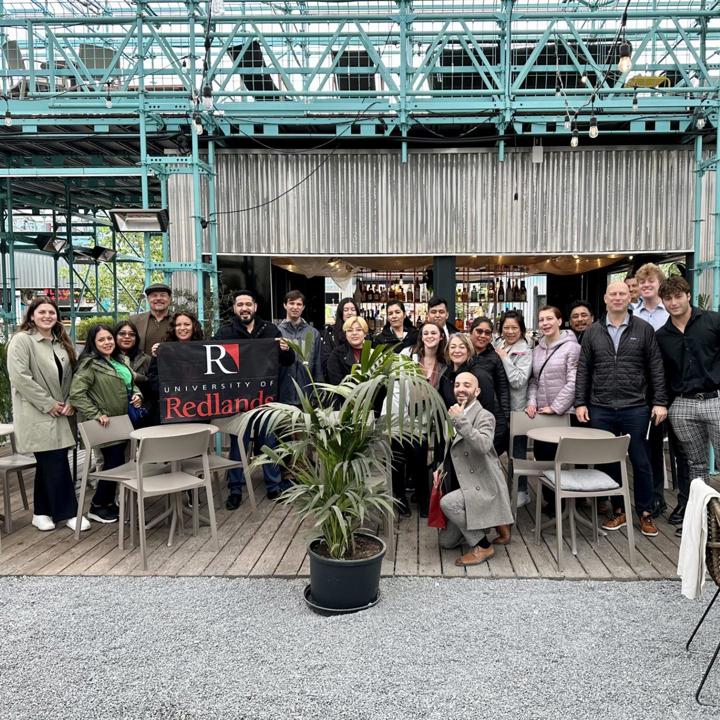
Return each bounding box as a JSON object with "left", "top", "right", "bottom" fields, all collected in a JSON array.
[{"left": 0, "top": 1, "right": 718, "bottom": 327}]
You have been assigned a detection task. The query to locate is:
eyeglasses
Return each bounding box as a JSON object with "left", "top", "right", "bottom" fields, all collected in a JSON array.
[
  {"left": 117, "top": 331, "right": 136, "bottom": 338},
  {"left": 473, "top": 328, "right": 493, "bottom": 336}
]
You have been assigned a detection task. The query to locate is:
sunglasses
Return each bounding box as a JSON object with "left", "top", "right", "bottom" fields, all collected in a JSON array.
[
  {"left": 473, "top": 328, "right": 493, "bottom": 336},
  {"left": 117, "top": 331, "right": 136, "bottom": 338}
]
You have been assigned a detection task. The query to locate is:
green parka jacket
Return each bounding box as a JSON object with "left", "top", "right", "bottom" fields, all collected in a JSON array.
[{"left": 69, "top": 355, "right": 141, "bottom": 422}]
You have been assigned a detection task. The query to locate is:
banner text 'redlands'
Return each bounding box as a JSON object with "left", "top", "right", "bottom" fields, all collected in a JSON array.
[{"left": 157, "top": 339, "right": 279, "bottom": 423}]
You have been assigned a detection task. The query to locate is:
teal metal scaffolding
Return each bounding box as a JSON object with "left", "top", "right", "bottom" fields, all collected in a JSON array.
[{"left": 0, "top": 0, "right": 718, "bottom": 330}]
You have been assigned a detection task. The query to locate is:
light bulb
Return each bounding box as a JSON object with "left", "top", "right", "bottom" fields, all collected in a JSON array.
[
  {"left": 581, "top": 74, "right": 589, "bottom": 85},
  {"left": 696, "top": 113, "right": 706, "bottom": 130},
  {"left": 555, "top": 82, "right": 561, "bottom": 97},
  {"left": 570, "top": 130, "right": 579, "bottom": 148},
  {"left": 632, "top": 95, "right": 638, "bottom": 111},
  {"left": 105, "top": 94, "right": 112, "bottom": 109},
  {"left": 192, "top": 112, "right": 204, "bottom": 135},
  {"left": 4, "top": 109, "right": 12, "bottom": 127},
  {"left": 589, "top": 116, "right": 599, "bottom": 139},
  {"left": 564, "top": 117, "right": 571, "bottom": 130},
  {"left": 618, "top": 41, "right": 632, "bottom": 73}
]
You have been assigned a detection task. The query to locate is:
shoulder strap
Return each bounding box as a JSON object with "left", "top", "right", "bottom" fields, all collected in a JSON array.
[{"left": 536, "top": 345, "right": 560, "bottom": 382}]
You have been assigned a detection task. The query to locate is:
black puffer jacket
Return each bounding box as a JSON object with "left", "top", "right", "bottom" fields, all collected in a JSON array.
[
  {"left": 213, "top": 316, "right": 295, "bottom": 367},
  {"left": 467, "top": 345, "right": 511, "bottom": 417},
  {"left": 372, "top": 323, "right": 418, "bottom": 353},
  {"left": 574, "top": 315, "right": 667, "bottom": 409}
]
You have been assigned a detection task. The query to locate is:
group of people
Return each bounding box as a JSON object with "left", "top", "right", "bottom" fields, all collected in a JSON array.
[{"left": 5, "top": 263, "right": 720, "bottom": 569}]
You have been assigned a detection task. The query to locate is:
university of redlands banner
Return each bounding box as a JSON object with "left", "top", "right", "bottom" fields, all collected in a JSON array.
[{"left": 157, "top": 339, "right": 279, "bottom": 423}]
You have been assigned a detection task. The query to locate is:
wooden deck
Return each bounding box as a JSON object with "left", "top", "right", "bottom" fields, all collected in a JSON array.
[{"left": 2, "top": 463, "right": 713, "bottom": 580}]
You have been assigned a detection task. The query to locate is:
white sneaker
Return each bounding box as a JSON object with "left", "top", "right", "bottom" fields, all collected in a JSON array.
[
  {"left": 66, "top": 516, "right": 91, "bottom": 532},
  {"left": 517, "top": 490, "right": 531, "bottom": 508},
  {"left": 32, "top": 514, "right": 55, "bottom": 531}
]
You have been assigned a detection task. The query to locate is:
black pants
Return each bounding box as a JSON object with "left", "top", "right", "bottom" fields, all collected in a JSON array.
[
  {"left": 532, "top": 439, "right": 560, "bottom": 507},
  {"left": 406, "top": 440, "right": 432, "bottom": 515},
  {"left": 33, "top": 448, "right": 77, "bottom": 522},
  {"left": 91, "top": 442, "right": 127, "bottom": 507},
  {"left": 648, "top": 421, "right": 690, "bottom": 509}
]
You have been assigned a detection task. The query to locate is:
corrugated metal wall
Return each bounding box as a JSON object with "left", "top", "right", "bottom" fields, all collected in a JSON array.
[{"left": 191, "top": 147, "right": 693, "bottom": 256}]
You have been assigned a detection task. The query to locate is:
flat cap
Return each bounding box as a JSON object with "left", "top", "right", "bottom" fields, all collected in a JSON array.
[{"left": 144, "top": 282, "right": 172, "bottom": 296}]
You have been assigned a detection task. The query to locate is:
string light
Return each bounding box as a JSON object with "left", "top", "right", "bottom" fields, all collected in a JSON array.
[
  {"left": 555, "top": 80, "right": 561, "bottom": 97},
  {"left": 192, "top": 112, "right": 204, "bottom": 135},
  {"left": 4, "top": 109, "right": 12, "bottom": 127},
  {"left": 618, "top": 41, "right": 632, "bottom": 74},
  {"left": 563, "top": 116, "right": 571, "bottom": 130},
  {"left": 570, "top": 124, "right": 579, "bottom": 148},
  {"left": 105, "top": 82, "right": 112, "bottom": 109},
  {"left": 632, "top": 92, "right": 638, "bottom": 112},
  {"left": 589, "top": 115, "right": 599, "bottom": 139},
  {"left": 696, "top": 112, "right": 706, "bottom": 130}
]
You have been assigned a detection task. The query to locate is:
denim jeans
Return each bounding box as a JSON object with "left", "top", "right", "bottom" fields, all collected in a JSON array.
[
  {"left": 228, "top": 426, "right": 282, "bottom": 494},
  {"left": 588, "top": 404, "right": 653, "bottom": 517}
]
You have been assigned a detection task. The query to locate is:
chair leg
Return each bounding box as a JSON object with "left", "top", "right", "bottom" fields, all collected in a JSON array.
[
  {"left": 623, "top": 487, "right": 637, "bottom": 567},
  {"left": 74, "top": 467, "right": 91, "bottom": 541},
  {"left": 118, "top": 486, "right": 126, "bottom": 551},
  {"left": 592, "top": 497, "right": 599, "bottom": 545},
  {"left": 3, "top": 474, "right": 11, "bottom": 533},
  {"left": 204, "top": 478, "right": 219, "bottom": 549},
  {"left": 534, "top": 478, "right": 543, "bottom": 545},
  {"left": 129, "top": 493, "right": 136, "bottom": 549},
  {"left": 192, "top": 488, "right": 199, "bottom": 536},
  {"left": 136, "top": 494, "right": 147, "bottom": 571},
  {"left": 568, "top": 498, "right": 578, "bottom": 556},
  {"left": 555, "top": 489, "right": 564, "bottom": 571},
  {"left": 509, "top": 467, "right": 518, "bottom": 521},
  {"left": 696, "top": 635, "right": 720, "bottom": 705},
  {"left": 17, "top": 469, "right": 29, "bottom": 510},
  {"left": 687, "top": 587, "right": 720, "bottom": 651}
]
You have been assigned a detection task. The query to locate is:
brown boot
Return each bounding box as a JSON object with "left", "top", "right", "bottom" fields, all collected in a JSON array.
[
  {"left": 455, "top": 544, "right": 495, "bottom": 566},
  {"left": 492, "top": 524, "right": 512, "bottom": 545}
]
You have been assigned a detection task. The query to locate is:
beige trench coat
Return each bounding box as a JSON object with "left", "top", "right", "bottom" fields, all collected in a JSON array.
[
  {"left": 449, "top": 400, "right": 513, "bottom": 531},
  {"left": 6, "top": 330, "right": 76, "bottom": 454}
]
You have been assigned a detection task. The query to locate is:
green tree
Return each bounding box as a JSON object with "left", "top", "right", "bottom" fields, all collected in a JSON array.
[{"left": 60, "top": 229, "right": 164, "bottom": 314}]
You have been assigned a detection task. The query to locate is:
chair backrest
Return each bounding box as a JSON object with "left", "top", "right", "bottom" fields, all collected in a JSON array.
[
  {"left": 509, "top": 410, "right": 571, "bottom": 455},
  {"left": 78, "top": 415, "right": 134, "bottom": 452},
  {"left": 137, "top": 429, "right": 211, "bottom": 464},
  {"left": 2, "top": 40, "right": 26, "bottom": 71},
  {"left": 555, "top": 435, "right": 630, "bottom": 466}
]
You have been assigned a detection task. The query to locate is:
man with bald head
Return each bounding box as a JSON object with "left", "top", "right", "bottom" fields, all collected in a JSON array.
[
  {"left": 439, "top": 371, "right": 514, "bottom": 566},
  {"left": 575, "top": 280, "right": 668, "bottom": 539}
]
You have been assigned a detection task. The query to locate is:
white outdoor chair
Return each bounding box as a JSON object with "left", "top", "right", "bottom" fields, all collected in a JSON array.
[
  {"left": 209, "top": 415, "right": 261, "bottom": 511},
  {"left": 507, "top": 411, "right": 570, "bottom": 519},
  {"left": 535, "top": 435, "right": 635, "bottom": 570},
  {"left": 74, "top": 416, "right": 169, "bottom": 541},
  {"left": 0, "top": 425, "right": 33, "bottom": 534},
  {"left": 118, "top": 428, "right": 218, "bottom": 571}
]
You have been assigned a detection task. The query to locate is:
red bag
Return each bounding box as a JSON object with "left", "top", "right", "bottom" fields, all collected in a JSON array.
[{"left": 427, "top": 469, "right": 447, "bottom": 529}]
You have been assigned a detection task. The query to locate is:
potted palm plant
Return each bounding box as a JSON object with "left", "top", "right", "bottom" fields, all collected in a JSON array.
[{"left": 233, "top": 339, "right": 449, "bottom": 614}]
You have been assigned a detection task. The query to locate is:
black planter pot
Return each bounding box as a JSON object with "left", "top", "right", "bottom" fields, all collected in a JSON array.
[{"left": 305, "top": 532, "right": 386, "bottom": 614}]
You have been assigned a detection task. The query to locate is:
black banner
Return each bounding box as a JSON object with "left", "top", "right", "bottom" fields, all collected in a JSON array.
[{"left": 157, "top": 339, "right": 279, "bottom": 423}]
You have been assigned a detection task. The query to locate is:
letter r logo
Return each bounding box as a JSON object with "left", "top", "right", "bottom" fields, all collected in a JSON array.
[{"left": 204, "top": 344, "right": 240, "bottom": 375}]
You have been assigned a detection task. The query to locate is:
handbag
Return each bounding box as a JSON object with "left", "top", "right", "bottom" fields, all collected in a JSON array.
[
  {"left": 127, "top": 391, "right": 148, "bottom": 427},
  {"left": 427, "top": 468, "right": 447, "bottom": 529}
]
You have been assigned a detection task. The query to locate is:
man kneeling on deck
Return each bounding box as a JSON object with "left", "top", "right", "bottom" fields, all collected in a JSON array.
[{"left": 441, "top": 372, "right": 514, "bottom": 566}]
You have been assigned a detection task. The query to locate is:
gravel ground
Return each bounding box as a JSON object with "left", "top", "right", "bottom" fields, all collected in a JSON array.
[{"left": 0, "top": 576, "right": 718, "bottom": 719}]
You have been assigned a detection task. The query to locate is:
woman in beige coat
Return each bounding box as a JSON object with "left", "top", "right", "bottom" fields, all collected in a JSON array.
[
  {"left": 6, "top": 298, "right": 89, "bottom": 532},
  {"left": 440, "top": 372, "right": 514, "bottom": 566}
]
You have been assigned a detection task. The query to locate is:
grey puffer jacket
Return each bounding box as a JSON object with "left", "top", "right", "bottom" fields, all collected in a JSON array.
[{"left": 526, "top": 331, "right": 580, "bottom": 415}]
